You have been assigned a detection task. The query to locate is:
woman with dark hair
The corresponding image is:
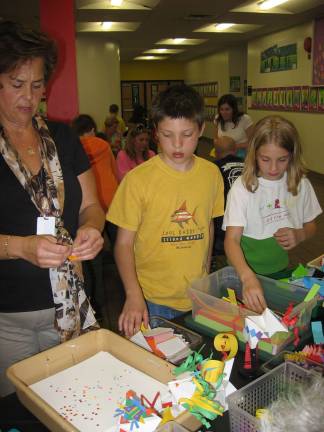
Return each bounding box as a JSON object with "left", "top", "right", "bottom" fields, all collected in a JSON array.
[
  {"left": 214, "top": 94, "right": 253, "bottom": 159},
  {"left": 0, "top": 21, "right": 105, "bottom": 396},
  {"left": 116, "top": 124, "right": 155, "bottom": 181}
]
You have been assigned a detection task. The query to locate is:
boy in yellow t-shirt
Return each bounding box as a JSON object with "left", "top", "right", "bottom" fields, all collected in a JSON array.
[{"left": 107, "top": 84, "right": 224, "bottom": 336}]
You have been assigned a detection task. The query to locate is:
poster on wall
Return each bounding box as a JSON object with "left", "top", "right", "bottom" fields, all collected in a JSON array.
[
  {"left": 279, "top": 88, "right": 286, "bottom": 109},
  {"left": 313, "top": 17, "right": 324, "bottom": 85},
  {"left": 266, "top": 89, "right": 273, "bottom": 108},
  {"left": 285, "top": 88, "right": 293, "bottom": 109},
  {"left": 292, "top": 87, "right": 301, "bottom": 111},
  {"left": 301, "top": 86, "right": 309, "bottom": 111},
  {"left": 229, "top": 76, "right": 241, "bottom": 92},
  {"left": 318, "top": 87, "right": 324, "bottom": 111},
  {"left": 261, "top": 88, "right": 267, "bottom": 107},
  {"left": 309, "top": 87, "right": 318, "bottom": 111},
  {"left": 272, "top": 88, "right": 280, "bottom": 107},
  {"left": 260, "top": 43, "right": 297, "bottom": 73}
]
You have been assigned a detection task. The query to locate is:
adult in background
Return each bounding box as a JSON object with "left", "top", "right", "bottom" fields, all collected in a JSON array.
[
  {"left": 0, "top": 21, "right": 105, "bottom": 396},
  {"left": 116, "top": 124, "right": 155, "bottom": 181},
  {"left": 213, "top": 94, "right": 253, "bottom": 159}
]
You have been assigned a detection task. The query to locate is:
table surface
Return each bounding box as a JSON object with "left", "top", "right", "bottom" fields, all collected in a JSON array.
[{"left": 0, "top": 319, "right": 259, "bottom": 432}]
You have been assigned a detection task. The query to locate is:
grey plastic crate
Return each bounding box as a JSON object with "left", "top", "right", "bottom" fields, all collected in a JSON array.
[{"left": 227, "top": 362, "right": 315, "bottom": 432}]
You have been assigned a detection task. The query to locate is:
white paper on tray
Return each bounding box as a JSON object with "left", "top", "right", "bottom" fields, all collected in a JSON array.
[
  {"left": 243, "top": 307, "right": 288, "bottom": 349},
  {"left": 30, "top": 351, "right": 168, "bottom": 432},
  {"left": 116, "top": 413, "right": 161, "bottom": 432}
]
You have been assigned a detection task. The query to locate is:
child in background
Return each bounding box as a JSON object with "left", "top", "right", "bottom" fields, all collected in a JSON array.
[
  {"left": 72, "top": 114, "right": 118, "bottom": 212},
  {"left": 107, "top": 84, "right": 224, "bottom": 336},
  {"left": 223, "top": 116, "right": 322, "bottom": 313},
  {"left": 116, "top": 124, "right": 155, "bottom": 181},
  {"left": 212, "top": 135, "right": 244, "bottom": 258},
  {"left": 104, "top": 116, "right": 122, "bottom": 157}
]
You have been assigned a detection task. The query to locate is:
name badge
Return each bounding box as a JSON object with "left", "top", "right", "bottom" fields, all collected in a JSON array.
[{"left": 37, "top": 216, "right": 56, "bottom": 236}]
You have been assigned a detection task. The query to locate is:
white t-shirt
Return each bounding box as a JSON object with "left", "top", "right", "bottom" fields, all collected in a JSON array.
[
  {"left": 217, "top": 114, "right": 253, "bottom": 144},
  {"left": 223, "top": 174, "right": 322, "bottom": 240}
]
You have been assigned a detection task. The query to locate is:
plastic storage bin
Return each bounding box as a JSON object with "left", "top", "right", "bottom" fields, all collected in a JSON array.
[
  {"left": 227, "top": 362, "right": 315, "bottom": 432},
  {"left": 188, "top": 266, "right": 317, "bottom": 356}
]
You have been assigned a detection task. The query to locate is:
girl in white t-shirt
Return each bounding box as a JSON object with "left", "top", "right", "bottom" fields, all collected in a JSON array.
[
  {"left": 213, "top": 94, "right": 254, "bottom": 159},
  {"left": 223, "top": 115, "right": 322, "bottom": 313}
]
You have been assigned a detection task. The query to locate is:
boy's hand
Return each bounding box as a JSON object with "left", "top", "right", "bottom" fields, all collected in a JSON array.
[
  {"left": 273, "top": 227, "right": 301, "bottom": 250},
  {"left": 242, "top": 274, "right": 267, "bottom": 314},
  {"left": 118, "top": 295, "right": 149, "bottom": 337}
]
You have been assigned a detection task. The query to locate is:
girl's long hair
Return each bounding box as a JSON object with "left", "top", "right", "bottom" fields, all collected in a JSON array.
[
  {"left": 125, "top": 124, "right": 150, "bottom": 161},
  {"left": 217, "top": 94, "right": 243, "bottom": 131},
  {"left": 242, "top": 115, "right": 307, "bottom": 195}
]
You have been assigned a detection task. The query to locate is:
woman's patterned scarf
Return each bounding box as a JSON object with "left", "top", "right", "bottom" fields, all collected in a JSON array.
[{"left": 0, "top": 115, "right": 98, "bottom": 341}]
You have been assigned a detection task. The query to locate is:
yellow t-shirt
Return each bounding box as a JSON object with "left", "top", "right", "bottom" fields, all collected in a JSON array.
[{"left": 107, "top": 155, "right": 224, "bottom": 310}]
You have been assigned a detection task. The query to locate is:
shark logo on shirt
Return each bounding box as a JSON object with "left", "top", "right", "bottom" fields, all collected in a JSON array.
[{"left": 171, "top": 201, "right": 198, "bottom": 229}]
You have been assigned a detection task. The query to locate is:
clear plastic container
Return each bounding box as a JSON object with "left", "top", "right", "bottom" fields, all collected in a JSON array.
[
  {"left": 227, "top": 361, "right": 316, "bottom": 432},
  {"left": 188, "top": 266, "right": 317, "bottom": 355}
]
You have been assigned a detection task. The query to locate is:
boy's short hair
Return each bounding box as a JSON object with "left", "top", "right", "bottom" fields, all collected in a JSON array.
[
  {"left": 71, "top": 114, "right": 97, "bottom": 136},
  {"left": 151, "top": 84, "right": 205, "bottom": 128}
]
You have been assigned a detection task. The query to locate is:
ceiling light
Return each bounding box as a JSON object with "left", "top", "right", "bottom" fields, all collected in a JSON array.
[
  {"left": 111, "top": 0, "right": 123, "bottom": 6},
  {"left": 215, "top": 23, "right": 234, "bottom": 31},
  {"left": 157, "top": 48, "right": 167, "bottom": 53},
  {"left": 173, "top": 38, "right": 185, "bottom": 44},
  {"left": 259, "top": 0, "right": 289, "bottom": 10},
  {"left": 101, "top": 21, "right": 113, "bottom": 30}
]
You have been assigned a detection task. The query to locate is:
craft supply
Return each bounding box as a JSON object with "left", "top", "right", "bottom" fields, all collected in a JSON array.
[
  {"left": 130, "top": 326, "right": 191, "bottom": 364},
  {"left": 303, "top": 283, "right": 320, "bottom": 302},
  {"left": 255, "top": 408, "right": 269, "bottom": 420},
  {"left": 311, "top": 321, "right": 324, "bottom": 344},
  {"left": 201, "top": 360, "right": 224, "bottom": 384},
  {"left": 214, "top": 333, "right": 238, "bottom": 361}
]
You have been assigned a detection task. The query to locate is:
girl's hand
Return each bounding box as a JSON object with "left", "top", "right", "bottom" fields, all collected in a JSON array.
[
  {"left": 118, "top": 295, "right": 149, "bottom": 337},
  {"left": 273, "top": 227, "right": 301, "bottom": 250},
  {"left": 72, "top": 226, "right": 104, "bottom": 261},
  {"left": 22, "top": 235, "right": 72, "bottom": 268},
  {"left": 242, "top": 274, "right": 267, "bottom": 313}
]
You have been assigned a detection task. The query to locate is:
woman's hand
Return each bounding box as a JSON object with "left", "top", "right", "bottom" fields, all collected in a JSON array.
[
  {"left": 274, "top": 227, "right": 301, "bottom": 250},
  {"left": 71, "top": 226, "right": 103, "bottom": 261},
  {"left": 242, "top": 273, "right": 267, "bottom": 313},
  {"left": 118, "top": 294, "right": 149, "bottom": 337},
  {"left": 21, "top": 235, "right": 72, "bottom": 268}
]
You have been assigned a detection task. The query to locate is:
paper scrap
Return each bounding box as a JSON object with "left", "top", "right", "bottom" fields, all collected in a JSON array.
[
  {"left": 311, "top": 321, "right": 324, "bottom": 344},
  {"left": 303, "top": 283, "right": 320, "bottom": 302}
]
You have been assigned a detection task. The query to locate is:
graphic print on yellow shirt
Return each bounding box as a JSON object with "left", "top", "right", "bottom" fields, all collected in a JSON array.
[{"left": 107, "top": 155, "right": 224, "bottom": 310}]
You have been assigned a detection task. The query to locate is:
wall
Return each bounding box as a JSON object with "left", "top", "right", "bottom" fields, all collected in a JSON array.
[
  {"left": 184, "top": 51, "right": 229, "bottom": 138},
  {"left": 120, "top": 62, "right": 184, "bottom": 81},
  {"left": 76, "top": 34, "right": 121, "bottom": 130},
  {"left": 247, "top": 22, "right": 324, "bottom": 174}
]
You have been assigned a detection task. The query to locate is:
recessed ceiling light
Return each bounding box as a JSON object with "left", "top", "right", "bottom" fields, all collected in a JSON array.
[
  {"left": 111, "top": 0, "right": 123, "bottom": 6},
  {"left": 215, "top": 23, "right": 234, "bottom": 30},
  {"left": 259, "top": 0, "right": 289, "bottom": 10},
  {"left": 173, "top": 38, "right": 185, "bottom": 44},
  {"left": 157, "top": 48, "right": 167, "bottom": 53},
  {"left": 101, "top": 21, "right": 113, "bottom": 30}
]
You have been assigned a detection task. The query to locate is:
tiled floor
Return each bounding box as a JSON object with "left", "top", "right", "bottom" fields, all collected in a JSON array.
[{"left": 99, "top": 139, "right": 324, "bottom": 332}]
